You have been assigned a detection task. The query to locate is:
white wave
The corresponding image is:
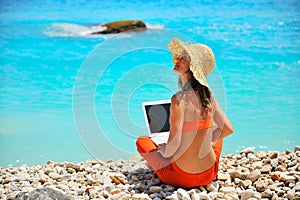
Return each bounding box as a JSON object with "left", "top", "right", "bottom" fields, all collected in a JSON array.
[
  {"left": 44, "top": 23, "right": 107, "bottom": 37},
  {"left": 146, "top": 23, "right": 164, "bottom": 30},
  {"left": 44, "top": 22, "right": 165, "bottom": 37}
]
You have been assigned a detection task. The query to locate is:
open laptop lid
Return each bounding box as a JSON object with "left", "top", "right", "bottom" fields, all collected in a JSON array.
[{"left": 142, "top": 100, "right": 171, "bottom": 136}]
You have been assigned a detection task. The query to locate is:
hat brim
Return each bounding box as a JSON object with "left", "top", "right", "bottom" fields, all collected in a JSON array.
[{"left": 168, "top": 38, "right": 211, "bottom": 89}]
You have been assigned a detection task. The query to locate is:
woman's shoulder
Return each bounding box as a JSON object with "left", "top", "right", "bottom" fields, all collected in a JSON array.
[{"left": 172, "top": 91, "right": 195, "bottom": 104}]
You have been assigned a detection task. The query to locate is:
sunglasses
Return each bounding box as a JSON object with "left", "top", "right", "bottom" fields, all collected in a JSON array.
[{"left": 173, "top": 52, "right": 191, "bottom": 63}]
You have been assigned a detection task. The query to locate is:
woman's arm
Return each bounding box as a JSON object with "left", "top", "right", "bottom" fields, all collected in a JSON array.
[
  {"left": 211, "top": 98, "right": 234, "bottom": 142},
  {"left": 158, "top": 94, "right": 183, "bottom": 158}
]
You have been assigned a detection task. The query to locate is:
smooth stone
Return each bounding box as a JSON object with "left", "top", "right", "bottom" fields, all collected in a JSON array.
[
  {"left": 206, "top": 182, "right": 219, "bottom": 192},
  {"left": 15, "top": 173, "right": 30, "bottom": 181},
  {"left": 247, "top": 153, "right": 260, "bottom": 161},
  {"left": 240, "top": 147, "right": 254, "bottom": 154},
  {"left": 67, "top": 167, "right": 76, "bottom": 173},
  {"left": 67, "top": 181, "right": 78, "bottom": 190},
  {"left": 190, "top": 191, "right": 200, "bottom": 200},
  {"left": 131, "top": 175, "right": 139, "bottom": 181},
  {"left": 149, "top": 186, "right": 162, "bottom": 193},
  {"left": 270, "top": 159, "right": 279, "bottom": 168},
  {"left": 271, "top": 173, "right": 281, "bottom": 181},
  {"left": 225, "top": 193, "right": 239, "bottom": 200},
  {"left": 149, "top": 178, "right": 161, "bottom": 186},
  {"left": 261, "top": 188, "right": 273, "bottom": 198},
  {"left": 247, "top": 169, "right": 261, "bottom": 182},
  {"left": 166, "top": 193, "right": 179, "bottom": 200},
  {"left": 286, "top": 190, "right": 295, "bottom": 199},
  {"left": 88, "top": 189, "right": 100, "bottom": 199},
  {"left": 260, "top": 164, "right": 272, "bottom": 173},
  {"left": 209, "top": 192, "right": 224, "bottom": 199},
  {"left": 293, "top": 195, "right": 300, "bottom": 200},
  {"left": 104, "top": 184, "right": 114, "bottom": 192},
  {"left": 48, "top": 172, "right": 61, "bottom": 180},
  {"left": 288, "top": 160, "right": 298, "bottom": 167},
  {"left": 77, "top": 172, "right": 84, "bottom": 178},
  {"left": 150, "top": 193, "right": 158, "bottom": 198},
  {"left": 65, "top": 163, "right": 81, "bottom": 171},
  {"left": 3, "top": 177, "right": 11, "bottom": 184},
  {"left": 132, "top": 193, "right": 151, "bottom": 200},
  {"left": 271, "top": 193, "right": 279, "bottom": 200},
  {"left": 21, "top": 187, "right": 35, "bottom": 193},
  {"left": 281, "top": 175, "right": 296, "bottom": 182},
  {"left": 256, "top": 151, "right": 267, "bottom": 159},
  {"left": 219, "top": 186, "right": 236, "bottom": 194},
  {"left": 55, "top": 166, "right": 65, "bottom": 174},
  {"left": 294, "top": 146, "right": 300, "bottom": 152},
  {"left": 268, "top": 151, "right": 278, "bottom": 159},
  {"left": 91, "top": 164, "right": 103, "bottom": 170},
  {"left": 254, "top": 179, "right": 267, "bottom": 192},
  {"left": 253, "top": 192, "right": 262, "bottom": 199},
  {"left": 229, "top": 167, "right": 250, "bottom": 179},
  {"left": 19, "top": 164, "right": 28, "bottom": 171},
  {"left": 111, "top": 192, "right": 131, "bottom": 200},
  {"left": 15, "top": 187, "right": 72, "bottom": 200},
  {"left": 241, "top": 189, "right": 255, "bottom": 200},
  {"left": 177, "top": 188, "right": 191, "bottom": 200},
  {"left": 252, "top": 161, "right": 263, "bottom": 169},
  {"left": 135, "top": 183, "right": 145, "bottom": 191},
  {"left": 56, "top": 184, "right": 69, "bottom": 191},
  {"left": 165, "top": 185, "right": 175, "bottom": 192},
  {"left": 290, "top": 163, "right": 300, "bottom": 171},
  {"left": 217, "top": 172, "right": 230, "bottom": 181},
  {"left": 262, "top": 158, "right": 271, "bottom": 164},
  {"left": 240, "top": 180, "right": 252, "bottom": 189},
  {"left": 275, "top": 165, "right": 286, "bottom": 172},
  {"left": 6, "top": 191, "right": 18, "bottom": 200},
  {"left": 198, "top": 192, "right": 211, "bottom": 200},
  {"left": 144, "top": 173, "right": 154, "bottom": 180},
  {"left": 294, "top": 182, "right": 300, "bottom": 191}
]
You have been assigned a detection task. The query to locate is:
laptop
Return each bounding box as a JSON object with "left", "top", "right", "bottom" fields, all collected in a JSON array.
[{"left": 142, "top": 100, "right": 171, "bottom": 145}]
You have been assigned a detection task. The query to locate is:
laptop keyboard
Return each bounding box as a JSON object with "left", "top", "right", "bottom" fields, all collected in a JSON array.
[{"left": 151, "top": 136, "right": 167, "bottom": 145}]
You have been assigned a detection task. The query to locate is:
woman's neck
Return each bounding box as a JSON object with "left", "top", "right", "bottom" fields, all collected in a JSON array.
[{"left": 180, "top": 73, "right": 191, "bottom": 85}]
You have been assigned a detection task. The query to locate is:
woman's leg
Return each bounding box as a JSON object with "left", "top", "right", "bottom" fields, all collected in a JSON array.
[{"left": 136, "top": 136, "right": 172, "bottom": 171}]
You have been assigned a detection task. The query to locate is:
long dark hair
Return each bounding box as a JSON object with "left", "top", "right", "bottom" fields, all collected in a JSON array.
[{"left": 179, "top": 72, "right": 212, "bottom": 109}]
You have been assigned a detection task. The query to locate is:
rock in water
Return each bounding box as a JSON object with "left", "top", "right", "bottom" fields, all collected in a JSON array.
[{"left": 92, "top": 20, "right": 146, "bottom": 34}]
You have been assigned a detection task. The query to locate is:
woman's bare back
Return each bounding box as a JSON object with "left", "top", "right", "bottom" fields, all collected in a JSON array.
[{"left": 173, "top": 92, "right": 217, "bottom": 174}]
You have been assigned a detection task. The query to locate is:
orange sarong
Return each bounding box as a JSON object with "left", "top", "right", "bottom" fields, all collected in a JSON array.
[{"left": 136, "top": 136, "right": 223, "bottom": 188}]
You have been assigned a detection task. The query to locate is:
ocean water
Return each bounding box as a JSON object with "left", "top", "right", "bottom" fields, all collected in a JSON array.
[{"left": 1, "top": 0, "right": 299, "bottom": 167}]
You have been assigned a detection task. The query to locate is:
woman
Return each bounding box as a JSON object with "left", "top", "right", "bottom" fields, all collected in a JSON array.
[{"left": 136, "top": 38, "right": 233, "bottom": 188}]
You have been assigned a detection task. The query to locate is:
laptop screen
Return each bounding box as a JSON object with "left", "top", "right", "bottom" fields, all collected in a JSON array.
[{"left": 144, "top": 102, "right": 171, "bottom": 134}]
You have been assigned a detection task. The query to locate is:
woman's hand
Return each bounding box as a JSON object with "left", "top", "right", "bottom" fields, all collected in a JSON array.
[{"left": 157, "top": 143, "right": 166, "bottom": 154}]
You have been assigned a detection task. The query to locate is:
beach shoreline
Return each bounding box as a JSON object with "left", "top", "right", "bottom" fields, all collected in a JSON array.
[{"left": 1, "top": 146, "right": 299, "bottom": 200}]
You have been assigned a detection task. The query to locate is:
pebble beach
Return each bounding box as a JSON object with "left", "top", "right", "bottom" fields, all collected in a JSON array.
[{"left": 1, "top": 146, "right": 300, "bottom": 200}]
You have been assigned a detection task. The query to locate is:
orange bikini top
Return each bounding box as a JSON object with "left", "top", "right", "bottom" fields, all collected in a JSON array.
[
  {"left": 179, "top": 92, "right": 213, "bottom": 132},
  {"left": 182, "top": 118, "right": 212, "bottom": 132}
]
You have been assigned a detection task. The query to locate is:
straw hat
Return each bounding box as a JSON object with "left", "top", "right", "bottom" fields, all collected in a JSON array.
[{"left": 168, "top": 38, "right": 215, "bottom": 89}]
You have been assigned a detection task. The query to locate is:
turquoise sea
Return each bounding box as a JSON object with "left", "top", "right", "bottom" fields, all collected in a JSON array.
[{"left": 1, "top": 0, "right": 299, "bottom": 167}]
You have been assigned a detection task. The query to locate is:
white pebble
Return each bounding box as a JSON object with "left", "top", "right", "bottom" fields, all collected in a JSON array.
[
  {"left": 241, "top": 189, "right": 255, "bottom": 200},
  {"left": 177, "top": 188, "right": 191, "bottom": 200},
  {"left": 48, "top": 172, "right": 60, "bottom": 180},
  {"left": 149, "top": 186, "right": 162, "bottom": 193},
  {"left": 132, "top": 193, "right": 151, "bottom": 200}
]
